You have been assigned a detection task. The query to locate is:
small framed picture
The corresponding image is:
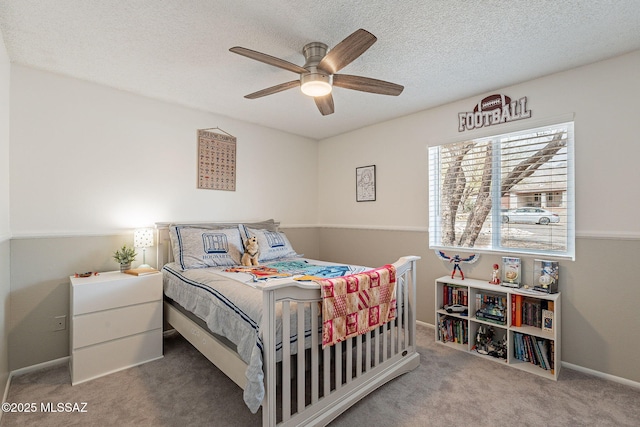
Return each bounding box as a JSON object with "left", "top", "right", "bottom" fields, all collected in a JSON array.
[{"left": 356, "top": 165, "right": 376, "bottom": 202}]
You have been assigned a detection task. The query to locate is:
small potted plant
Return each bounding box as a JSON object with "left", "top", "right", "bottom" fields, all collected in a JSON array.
[{"left": 113, "top": 244, "right": 137, "bottom": 272}]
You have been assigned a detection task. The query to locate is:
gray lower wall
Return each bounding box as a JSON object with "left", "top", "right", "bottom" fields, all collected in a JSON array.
[
  {"left": 1, "top": 239, "right": 10, "bottom": 393},
  {"left": 280, "top": 227, "right": 320, "bottom": 260},
  {"left": 9, "top": 234, "right": 133, "bottom": 370},
  {"left": 7, "top": 228, "right": 640, "bottom": 386}
]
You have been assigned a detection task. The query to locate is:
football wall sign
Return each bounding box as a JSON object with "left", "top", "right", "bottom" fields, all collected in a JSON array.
[{"left": 458, "top": 94, "right": 531, "bottom": 132}]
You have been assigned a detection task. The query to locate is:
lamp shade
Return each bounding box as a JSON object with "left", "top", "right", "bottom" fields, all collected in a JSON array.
[
  {"left": 300, "top": 72, "right": 332, "bottom": 97},
  {"left": 134, "top": 228, "right": 154, "bottom": 248},
  {"left": 301, "top": 80, "right": 332, "bottom": 97}
]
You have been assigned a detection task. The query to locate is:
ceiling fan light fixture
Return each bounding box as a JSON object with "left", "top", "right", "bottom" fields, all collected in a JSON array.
[
  {"left": 231, "top": 29, "right": 401, "bottom": 115},
  {"left": 300, "top": 72, "right": 332, "bottom": 97}
]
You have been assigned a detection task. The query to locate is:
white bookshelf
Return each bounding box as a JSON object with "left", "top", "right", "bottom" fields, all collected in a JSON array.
[{"left": 435, "top": 276, "right": 561, "bottom": 380}]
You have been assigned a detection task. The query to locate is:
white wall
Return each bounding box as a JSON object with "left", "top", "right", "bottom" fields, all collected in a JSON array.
[
  {"left": 318, "top": 50, "right": 640, "bottom": 238},
  {"left": 0, "top": 30, "right": 11, "bottom": 400},
  {"left": 10, "top": 66, "right": 319, "bottom": 237},
  {"left": 0, "top": 27, "right": 9, "bottom": 236}
]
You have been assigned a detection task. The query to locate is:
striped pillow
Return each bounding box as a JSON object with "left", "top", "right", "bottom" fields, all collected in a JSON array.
[{"left": 170, "top": 226, "right": 243, "bottom": 270}]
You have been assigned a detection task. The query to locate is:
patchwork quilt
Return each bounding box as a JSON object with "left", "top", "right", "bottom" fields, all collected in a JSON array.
[{"left": 317, "top": 265, "right": 397, "bottom": 348}]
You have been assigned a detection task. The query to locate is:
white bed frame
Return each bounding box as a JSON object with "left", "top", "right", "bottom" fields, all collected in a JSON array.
[{"left": 156, "top": 222, "right": 420, "bottom": 426}]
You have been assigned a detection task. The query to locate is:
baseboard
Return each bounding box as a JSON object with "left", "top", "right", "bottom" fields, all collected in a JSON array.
[
  {"left": 2, "top": 372, "right": 9, "bottom": 401},
  {"left": 10, "top": 356, "right": 70, "bottom": 378},
  {"left": 417, "top": 320, "right": 434, "bottom": 329},
  {"left": 561, "top": 361, "right": 640, "bottom": 390}
]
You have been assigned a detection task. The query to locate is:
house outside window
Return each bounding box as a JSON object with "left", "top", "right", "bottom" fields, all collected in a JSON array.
[{"left": 429, "top": 121, "right": 575, "bottom": 259}]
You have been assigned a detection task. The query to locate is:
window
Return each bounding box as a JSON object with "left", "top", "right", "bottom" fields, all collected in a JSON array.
[{"left": 429, "top": 122, "right": 574, "bottom": 259}]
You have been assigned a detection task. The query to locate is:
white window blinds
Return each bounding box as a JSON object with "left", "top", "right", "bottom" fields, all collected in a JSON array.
[{"left": 429, "top": 122, "right": 574, "bottom": 259}]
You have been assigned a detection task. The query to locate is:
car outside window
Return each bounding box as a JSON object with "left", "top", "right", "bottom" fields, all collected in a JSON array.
[{"left": 429, "top": 122, "right": 575, "bottom": 259}]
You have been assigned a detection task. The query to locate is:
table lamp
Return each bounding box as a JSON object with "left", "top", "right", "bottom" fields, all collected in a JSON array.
[{"left": 134, "top": 228, "right": 154, "bottom": 269}]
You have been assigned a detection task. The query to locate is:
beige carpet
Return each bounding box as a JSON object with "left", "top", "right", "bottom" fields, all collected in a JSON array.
[{"left": 2, "top": 325, "right": 639, "bottom": 426}]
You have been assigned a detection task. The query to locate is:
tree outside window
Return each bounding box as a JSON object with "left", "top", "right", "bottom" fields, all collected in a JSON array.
[{"left": 429, "top": 122, "right": 574, "bottom": 259}]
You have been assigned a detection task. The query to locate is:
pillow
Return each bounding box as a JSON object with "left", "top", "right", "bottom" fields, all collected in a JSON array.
[
  {"left": 244, "top": 219, "right": 280, "bottom": 232},
  {"left": 238, "top": 225, "right": 300, "bottom": 262},
  {"left": 170, "top": 219, "right": 279, "bottom": 232},
  {"left": 170, "top": 226, "right": 243, "bottom": 270}
]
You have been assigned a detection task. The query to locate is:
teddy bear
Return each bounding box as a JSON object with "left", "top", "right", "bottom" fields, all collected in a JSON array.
[{"left": 241, "top": 236, "right": 260, "bottom": 266}]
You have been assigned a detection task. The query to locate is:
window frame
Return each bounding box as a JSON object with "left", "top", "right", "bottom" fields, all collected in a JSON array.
[{"left": 429, "top": 121, "right": 575, "bottom": 260}]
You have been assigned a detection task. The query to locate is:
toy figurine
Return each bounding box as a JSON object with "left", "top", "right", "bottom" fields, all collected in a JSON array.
[
  {"left": 474, "top": 325, "right": 487, "bottom": 353},
  {"left": 489, "top": 263, "right": 501, "bottom": 284},
  {"left": 436, "top": 251, "right": 478, "bottom": 280}
]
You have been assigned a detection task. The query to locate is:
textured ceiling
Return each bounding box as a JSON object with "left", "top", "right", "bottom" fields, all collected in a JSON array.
[{"left": 1, "top": 1, "right": 639, "bottom": 140}]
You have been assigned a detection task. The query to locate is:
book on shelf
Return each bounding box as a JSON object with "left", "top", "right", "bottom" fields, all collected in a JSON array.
[
  {"left": 512, "top": 294, "right": 523, "bottom": 327},
  {"left": 513, "top": 332, "right": 552, "bottom": 371},
  {"left": 537, "top": 339, "right": 551, "bottom": 370},
  {"left": 511, "top": 295, "right": 555, "bottom": 330},
  {"left": 438, "top": 315, "right": 468, "bottom": 344},
  {"left": 533, "top": 338, "right": 546, "bottom": 370},
  {"left": 442, "top": 284, "right": 467, "bottom": 308},
  {"left": 515, "top": 333, "right": 524, "bottom": 361},
  {"left": 542, "top": 309, "right": 554, "bottom": 332},
  {"left": 525, "top": 335, "right": 535, "bottom": 363},
  {"left": 123, "top": 267, "right": 159, "bottom": 276},
  {"left": 475, "top": 293, "right": 507, "bottom": 325},
  {"left": 522, "top": 297, "right": 543, "bottom": 328}
]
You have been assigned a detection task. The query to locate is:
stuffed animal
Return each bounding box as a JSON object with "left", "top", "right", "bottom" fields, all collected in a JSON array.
[{"left": 241, "top": 236, "right": 260, "bottom": 266}]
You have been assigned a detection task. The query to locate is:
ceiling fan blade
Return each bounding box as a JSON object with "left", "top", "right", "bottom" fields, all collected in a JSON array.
[
  {"left": 333, "top": 74, "right": 404, "bottom": 96},
  {"left": 230, "top": 47, "right": 308, "bottom": 74},
  {"left": 314, "top": 93, "right": 334, "bottom": 116},
  {"left": 317, "top": 29, "right": 377, "bottom": 74},
  {"left": 244, "top": 80, "right": 300, "bottom": 99}
]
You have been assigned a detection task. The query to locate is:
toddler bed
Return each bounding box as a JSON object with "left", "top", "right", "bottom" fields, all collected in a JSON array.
[{"left": 156, "top": 220, "right": 420, "bottom": 426}]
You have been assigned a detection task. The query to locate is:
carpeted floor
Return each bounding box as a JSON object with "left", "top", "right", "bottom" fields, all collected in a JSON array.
[{"left": 2, "top": 324, "right": 639, "bottom": 426}]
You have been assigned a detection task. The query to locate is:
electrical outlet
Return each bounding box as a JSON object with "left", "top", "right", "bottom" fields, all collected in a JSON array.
[{"left": 52, "top": 315, "right": 67, "bottom": 331}]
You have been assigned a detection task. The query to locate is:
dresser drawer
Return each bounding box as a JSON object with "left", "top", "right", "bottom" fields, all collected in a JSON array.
[
  {"left": 71, "top": 329, "right": 163, "bottom": 385},
  {"left": 72, "top": 272, "right": 162, "bottom": 315},
  {"left": 72, "top": 300, "right": 162, "bottom": 349}
]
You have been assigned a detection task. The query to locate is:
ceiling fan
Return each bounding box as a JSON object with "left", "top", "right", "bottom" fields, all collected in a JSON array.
[{"left": 229, "top": 29, "right": 404, "bottom": 116}]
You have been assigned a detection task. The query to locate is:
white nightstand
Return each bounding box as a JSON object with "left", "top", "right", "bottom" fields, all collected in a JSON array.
[{"left": 70, "top": 271, "right": 163, "bottom": 385}]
